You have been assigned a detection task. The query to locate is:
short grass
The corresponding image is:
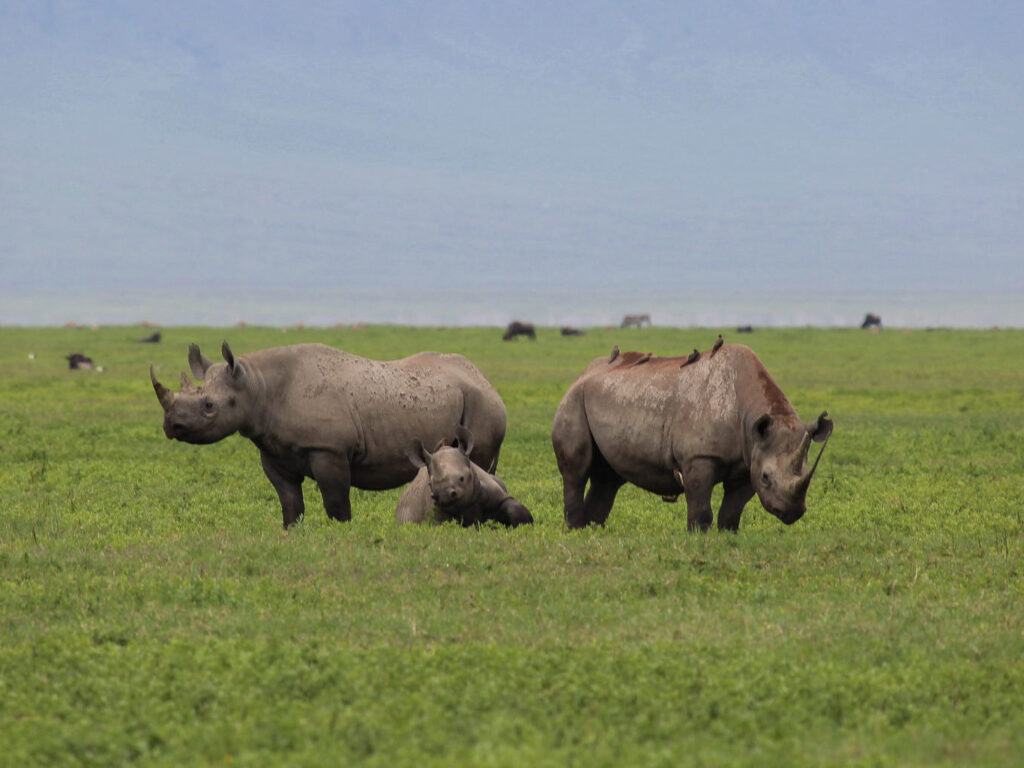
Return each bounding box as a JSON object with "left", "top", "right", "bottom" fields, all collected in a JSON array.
[{"left": 1, "top": 324, "right": 1022, "bottom": 767}]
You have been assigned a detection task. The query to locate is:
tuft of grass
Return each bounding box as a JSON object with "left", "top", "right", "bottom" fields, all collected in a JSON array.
[{"left": 1, "top": 324, "right": 1023, "bottom": 766}]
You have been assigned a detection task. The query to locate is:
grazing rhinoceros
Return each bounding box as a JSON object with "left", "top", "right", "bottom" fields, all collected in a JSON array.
[
  {"left": 551, "top": 344, "right": 832, "bottom": 531},
  {"left": 395, "top": 426, "right": 533, "bottom": 527},
  {"left": 151, "top": 342, "right": 506, "bottom": 528}
]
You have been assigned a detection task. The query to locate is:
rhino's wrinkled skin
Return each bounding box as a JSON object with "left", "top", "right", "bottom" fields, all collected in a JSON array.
[
  {"left": 152, "top": 342, "right": 506, "bottom": 527},
  {"left": 551, "top": 344, "right": 832, "bottom": 531},
  {"left": 395, "top": 426, "right": 533, "bottom": 527}
]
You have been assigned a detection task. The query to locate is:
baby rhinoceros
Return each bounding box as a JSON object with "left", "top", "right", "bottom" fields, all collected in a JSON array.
[{"left": 396, "top": 427, "right": 533, "bottom": 527}]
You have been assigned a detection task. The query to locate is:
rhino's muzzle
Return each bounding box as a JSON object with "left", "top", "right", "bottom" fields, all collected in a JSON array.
[{"left": 163, "top": 418, "right": 184, "bottom": 440}]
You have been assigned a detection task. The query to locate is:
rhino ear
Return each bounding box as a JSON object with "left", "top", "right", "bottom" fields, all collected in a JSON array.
[
  {"left": 188, "top": 344, "right": 213, "bottom": 379},
  {"left": 221, "top": 341, "right": 244, "bottom": 381},
  {"left": 453, "top": 425, "right": 475, "bottom": 456},
  {"left": 753, "top": 414, "right": 772, "bottom": 442},
  {"left": 407, "top": 439, "right": 431, "bottom": 470},
  {"left": 807, "top": 411, "right": 833, "bottom": 443}
]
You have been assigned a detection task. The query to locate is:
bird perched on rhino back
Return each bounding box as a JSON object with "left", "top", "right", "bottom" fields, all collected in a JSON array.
[{"left": 151, "top": 341, "right": 507, "bottom": 528}]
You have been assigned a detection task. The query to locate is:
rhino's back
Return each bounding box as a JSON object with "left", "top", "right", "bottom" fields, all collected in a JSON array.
[{"left": 575, "top": 345, "right": 755, "bottom": 471}]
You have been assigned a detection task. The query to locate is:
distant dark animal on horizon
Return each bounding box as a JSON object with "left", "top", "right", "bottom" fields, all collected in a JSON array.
[
  {"left": 66, "top": 353, "right": 94, "bottom": 370},
  {"left": 620, "top": 314, "right": 652, "bottom": 328},
  {"left": 736, "top": 326, "right": 754, "bottom": 333},
  {"left": 138, "top": 332, "right": 162, "bottom": 343},
  {"left": 560, "top": 326, "right": 586, "bottom": 336},
  {"left": 861, "top": 313, "right": 882, "bottom": 329},
  {"left": 503, "top": 321, "right": 536, "bottom": 341}
]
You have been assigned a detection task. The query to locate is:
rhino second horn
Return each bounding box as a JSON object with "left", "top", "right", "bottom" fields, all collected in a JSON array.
[
  {"left": 150, "top": 365, "right": 175, "bottom": 411},
  {"left": 791, "top": 430, "right": 812, "bottom": 474},
  {"left": 180, "top": 370, "right": 200, "bottom": 394}
]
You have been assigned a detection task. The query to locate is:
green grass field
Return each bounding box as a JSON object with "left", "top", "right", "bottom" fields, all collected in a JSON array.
[{"left": 1, "top": 324, "right": 1022, "bottom": 767}]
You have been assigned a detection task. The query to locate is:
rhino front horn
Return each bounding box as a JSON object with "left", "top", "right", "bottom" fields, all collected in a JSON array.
[
  {"left": 800, "top": 429, "right": 832, "bottom": 491},
  {"left": 150, "top": 365, "right": 175, "bottom": 411}
]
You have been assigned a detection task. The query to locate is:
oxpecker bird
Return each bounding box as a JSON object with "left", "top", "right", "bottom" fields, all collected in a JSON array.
[
  {"left": 681, "top": 349, "right": 700, "bottom": 367},
  {"left": 608, "top": 345, "right": 620, "bottom": 363},
  {"left": 711, "top": 334, "right": 724, "bottom": 356}
]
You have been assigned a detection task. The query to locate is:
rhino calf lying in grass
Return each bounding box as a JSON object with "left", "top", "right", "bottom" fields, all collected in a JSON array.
[
  {"left": 396, "top": 426, "right": 533, "bottom": 527},
  {"left": 151, "top": 342, "right": 506, "bottom": 528}
]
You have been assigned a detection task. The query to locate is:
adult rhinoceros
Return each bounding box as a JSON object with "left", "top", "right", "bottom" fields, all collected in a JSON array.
[
  {"left": 151, "top": 342, "right": 506, "bottom": 527},
  {"left": 551, "top": 344, "right": 832, "bottom": 531}
]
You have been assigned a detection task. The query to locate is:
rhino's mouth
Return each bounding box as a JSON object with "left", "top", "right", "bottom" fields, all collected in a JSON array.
[
  {"left": 763, "top": 501, "right": 805, "bottom": 525},
  {"left": 164, "top": 420, "right": 219, "bottom": 444}
]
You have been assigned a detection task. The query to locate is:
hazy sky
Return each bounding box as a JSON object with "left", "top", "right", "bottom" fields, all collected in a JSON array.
[{"left": 2, "top": 1, "right": 1023, "bottom": 326}]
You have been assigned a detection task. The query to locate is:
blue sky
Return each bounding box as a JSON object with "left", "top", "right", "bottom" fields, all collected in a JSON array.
[{"left": 2, "top": 1, "right": 1023, "bottom": 326}]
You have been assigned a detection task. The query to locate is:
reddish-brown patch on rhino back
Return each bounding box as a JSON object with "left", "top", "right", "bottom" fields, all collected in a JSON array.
[{"left": 755, "top": 362, "right": 796, "bottom": 418}]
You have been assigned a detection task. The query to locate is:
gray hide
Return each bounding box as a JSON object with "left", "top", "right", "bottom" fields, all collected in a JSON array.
[
  {"left": 151, "top": 342, "right": 506, "bottom": 527},
  {"left": 551, "top": 344, "right": 832, "bottom": 531},
  {"left": 395, "top": 426, "right": 533, "bottom": 527}
]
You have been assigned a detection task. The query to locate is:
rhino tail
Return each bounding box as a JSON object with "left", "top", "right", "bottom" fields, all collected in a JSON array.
[{"left": 487, "top": 444, "right": 501, "bottom": 475}]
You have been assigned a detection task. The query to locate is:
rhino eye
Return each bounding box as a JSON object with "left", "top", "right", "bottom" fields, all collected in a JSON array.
[
  {"left": 459, "top": 475, "right": 467, "bottom": 484},
  {"left": 761, "top": 472, "right": 771, "bottom": 487}
]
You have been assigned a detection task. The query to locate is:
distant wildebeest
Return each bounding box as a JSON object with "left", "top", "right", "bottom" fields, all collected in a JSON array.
[
  {"left": 66, "top": 353, "right": 94, "bottom": 370},
  {"left": 620, "top": 314, "right": 652, "bottom": 328},
  {"left": 560, "top": 326, "right": 585, "bottom": 336},
  {"left": 861, "top": 313, "right": 882, "bottom": 329},
  {"left": 395, "top": 426, "right": 533, "bottom": 527},
  {"left": 503, "top": 321, "right": 536, "bottom": 340},
  {"left": 138, "top": 332, "right": 162, "bottom": 343},
  {"left": 151, "top": 342, "right": 506, "bottom": 528},
  {"left": 736, "top": 325, "right": 754, "bottom": 334},
  {"left": 552, "top": 344, "right": 832, "bottom": 531}
]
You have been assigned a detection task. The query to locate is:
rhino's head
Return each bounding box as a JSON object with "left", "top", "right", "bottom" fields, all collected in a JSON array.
[
  {"left": 749, "top": 411, "right": 832, "bottom": 524},
  {"left": 151, "top": 342, "right": 252, "bottom": 444},
  {"left": 407, "top": 426, "right": 476, "bottom": 509}
]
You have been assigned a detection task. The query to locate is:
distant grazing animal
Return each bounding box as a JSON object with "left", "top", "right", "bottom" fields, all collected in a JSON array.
[
  {"left": 861, "top": 313, "right": 882, "bottom": 329},
  {"left": 66, "top": 353, "right": 94, "bottom": 370},
  {"left": 151, "top": 342, "right": 506, "bottom": 528},
  {"left": 736, "top": 325, "right": 754, "bottom": 334},
  {"left": 560, "top": 326, "right": 586, "bottom": 336},
  {"left": 552, "top": 344, "right": 832, "bottom": 531},
  {"left": 503, "top": 321, "right": 536, "bottom": 341},
  {"left": 138, "top": 332, "right": 162, "bottom": 343},
  {"left": 620, "top": 314, "right": 652, "bottom": 328},
  {"left": 711, "top": 334, "right": 724, "bottom": 356},
  {"left": 395, "top": 426, "right": 533, "bottom": 527}
]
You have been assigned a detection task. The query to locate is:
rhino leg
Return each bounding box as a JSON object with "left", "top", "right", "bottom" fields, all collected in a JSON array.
[
  {"left": 396, "top": 468, "right": 432, "bottom": 524},
  {"left": 682, "top": 458, "right": 718, "bottom": 532},
  {"left": 309, "top": 451, "right": 353, "bottom": 522},
  {"left": 717, "top": 477, "right": 755, "bottom": 532},
  {"left": 582, "top": 454, "right": 625, "bottom": 526},
  {"left": 489, "top": 497, "right": 534, "bottom": 527},
  {"left": 261, "top": 450, "right": 306, "bottom": 528},
  {"left": 552, "top": 391, "right": 593, "bottom": 529}
]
